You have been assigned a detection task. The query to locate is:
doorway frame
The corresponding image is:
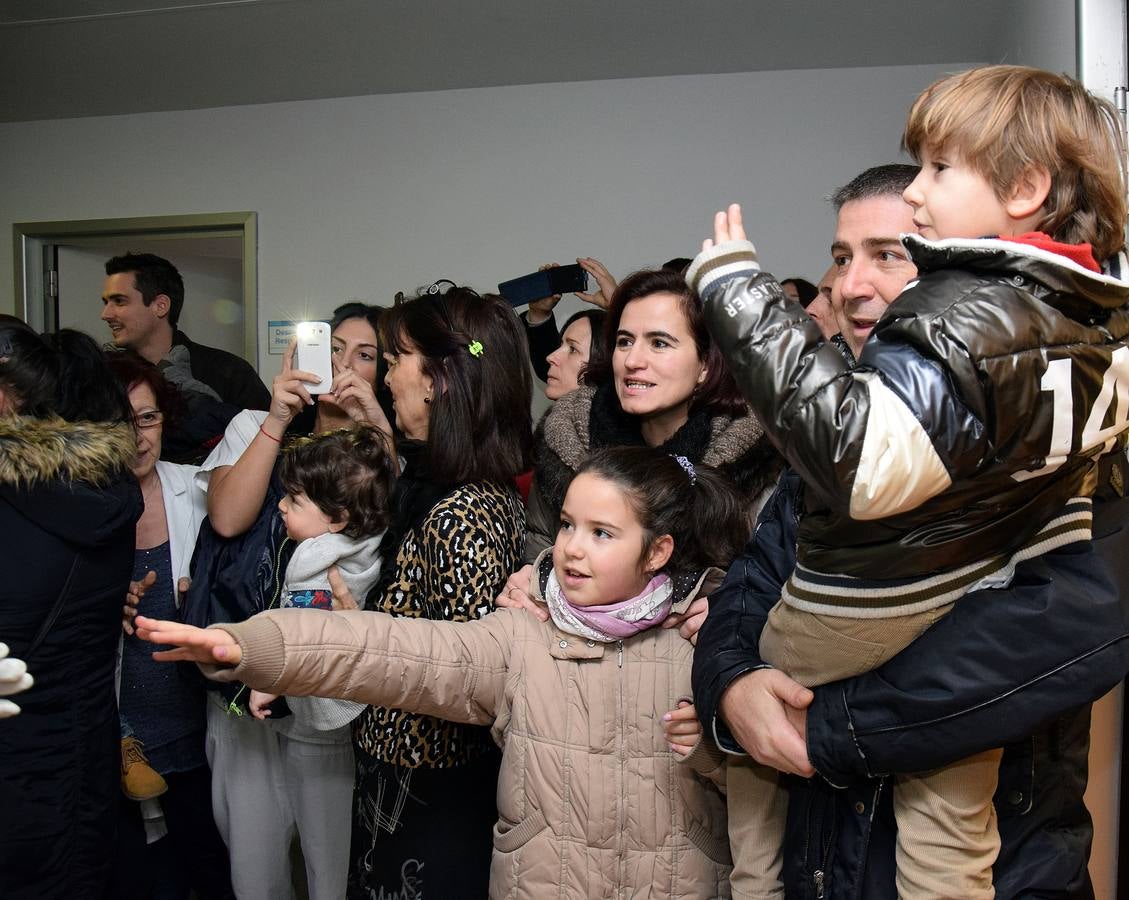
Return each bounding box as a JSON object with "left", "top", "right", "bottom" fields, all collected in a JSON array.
[{"left": 11, "top": 211, "right": 258, "bottom": 364}]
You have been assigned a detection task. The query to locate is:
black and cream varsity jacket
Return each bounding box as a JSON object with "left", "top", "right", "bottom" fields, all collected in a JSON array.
[{"left": 688, "top": 233, "right": 1129, "bottom": 616}]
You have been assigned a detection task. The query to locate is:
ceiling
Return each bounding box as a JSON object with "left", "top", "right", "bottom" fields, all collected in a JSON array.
[{"left": 0, "top": 0, "right": 1037, "bottom": 123}]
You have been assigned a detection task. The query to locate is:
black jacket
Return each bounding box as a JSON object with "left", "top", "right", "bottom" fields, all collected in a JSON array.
[
  {"left": 181, "top": 455, "right": 295, "bottom": 712},
  {"left": 522, "top": 311, "right": 559, "bottom": 383},
  {"left": 0, "top": 417, "right": 142, "bottom": 900},
  {"left": 173, "top": 330, "right": 270, "bottom": 412},
  {"left": 693, "top": 469, "right": 1129, "bottom": 898}
]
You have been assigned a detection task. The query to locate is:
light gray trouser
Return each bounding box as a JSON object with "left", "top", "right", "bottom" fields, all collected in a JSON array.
[{"left": 205, "top": 696, "right": 355, "bottom": 900}]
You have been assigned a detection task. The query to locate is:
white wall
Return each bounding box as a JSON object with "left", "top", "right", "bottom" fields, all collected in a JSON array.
[{"left": 1, "top": 63, "right": 963, "bottom": 373}]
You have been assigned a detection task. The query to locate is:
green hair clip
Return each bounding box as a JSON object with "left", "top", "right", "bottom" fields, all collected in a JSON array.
[{"left": 467, "top": 340, "right": 484, "bottom": 358}]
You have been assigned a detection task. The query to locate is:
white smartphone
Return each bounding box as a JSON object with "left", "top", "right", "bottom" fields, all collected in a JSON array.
[{"left": 295, "top": 321, "right": 333, "bottom": 394}]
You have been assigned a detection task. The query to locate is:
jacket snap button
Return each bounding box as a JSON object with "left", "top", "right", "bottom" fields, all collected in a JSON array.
[
  {"left": 558, "top": 640, "right": 568, "bottom": 648},
  {"left": 1007, "top": 790, "right": 1023, "bottom": 806},
  {"left": 1012, "top": 275, "right": 1025, "bottom": 286},
  {"left": 854, "top": 801, "right": 866, "bottom": 814}
]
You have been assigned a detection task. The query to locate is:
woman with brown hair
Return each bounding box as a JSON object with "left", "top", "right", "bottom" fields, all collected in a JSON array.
[{"left": 342, "top": 283, "right": 532, "bottom": 898}]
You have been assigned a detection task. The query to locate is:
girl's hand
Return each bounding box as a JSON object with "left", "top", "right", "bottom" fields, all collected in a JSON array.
[
  {"left": 134, "top": 616, "right": 243, "bottom": 667},
  {"left": 249, "top": 690, "right": 278, "bottom": 720},
  {"left": 575, "top": 257, "right": 618, "bottom": 309},
  {"left": 495, "top": 565, "right": 548, "bottom": 622},
  {"left": 663, "top": 700, "right": 702, "bottom": 757},
  {"left": 662, "top": 596, "right": 708, "bottom": 645},
  {"left": 268, "top": 340, "right": 322, "bottom": 427},
  {"left": 701, "top": 203, "right": 747, "bottom": 253}
]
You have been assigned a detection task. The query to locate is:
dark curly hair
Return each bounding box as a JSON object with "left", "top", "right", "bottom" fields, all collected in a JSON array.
[{"left": 280, "top": 425, "right": 395, "bottom": 539}]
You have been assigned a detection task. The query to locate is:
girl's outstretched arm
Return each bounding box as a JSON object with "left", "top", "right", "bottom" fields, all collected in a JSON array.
[
  {"left": 135, "top": 616, "right": 243, "bottom": 666},
  {"left": 143, "top": 608, "right": 515, "bottom": 727}
]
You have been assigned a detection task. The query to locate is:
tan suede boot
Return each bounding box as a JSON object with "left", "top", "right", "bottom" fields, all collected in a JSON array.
[{"left": 120, "top": 736, "right": 168, "bottom": 801}]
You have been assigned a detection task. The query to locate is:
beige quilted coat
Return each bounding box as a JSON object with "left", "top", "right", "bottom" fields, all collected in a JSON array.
[{"left": 207, "top": 565, "right": 733, "bottom": 899}]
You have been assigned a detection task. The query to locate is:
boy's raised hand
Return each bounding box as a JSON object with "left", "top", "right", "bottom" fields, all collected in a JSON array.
[
  {"left": 134, "top": 616, "right": 243, "bottom": 667},
  {"left": 701, "top": 203, "right": 747, "bottom": 253}
]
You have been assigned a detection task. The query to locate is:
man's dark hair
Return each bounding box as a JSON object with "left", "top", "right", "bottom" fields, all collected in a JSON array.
[
  {"left": 104, "top": 253, "right": 185, "bottom": 329},
  {"left": 830, "top": 164, "right": 920, "bottom": 211}
]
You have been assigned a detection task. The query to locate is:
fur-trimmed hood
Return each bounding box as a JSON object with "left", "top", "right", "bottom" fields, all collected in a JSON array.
[
  {"left": 544, "top": 384, "right": 770, "bottom": 471},
  {"left": 537, "top": 382, "right": 781, "bottom": 514},
  {"left": 0, "top": 416, "right": 136, "bottom": 486},
  {"left": 0, "top": 415, "right": 141, "bottom": 547}
]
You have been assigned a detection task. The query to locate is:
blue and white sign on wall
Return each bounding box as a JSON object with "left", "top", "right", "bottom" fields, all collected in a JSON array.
[{"left": 268, "top": 320, "right": 297, "bottom": 355}]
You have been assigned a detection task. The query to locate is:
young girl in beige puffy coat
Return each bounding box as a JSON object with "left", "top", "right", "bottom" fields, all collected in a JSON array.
[{"left": 138, "top": 446, "right": 750, "bottom": 899}]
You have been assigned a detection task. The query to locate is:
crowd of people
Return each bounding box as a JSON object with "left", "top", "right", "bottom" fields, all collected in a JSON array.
[{"left": 2, "top": 63, "right": 1129, "bottom": 900}]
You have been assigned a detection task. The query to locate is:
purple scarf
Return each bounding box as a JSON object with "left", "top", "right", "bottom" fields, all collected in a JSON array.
[{"left": 545, "top": 570, "right": 674, "bottom": 643}]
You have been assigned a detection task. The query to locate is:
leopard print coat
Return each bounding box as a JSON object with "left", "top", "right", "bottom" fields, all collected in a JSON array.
[{"left": 353, "top": 479, "right": 525, "bottom": 767}]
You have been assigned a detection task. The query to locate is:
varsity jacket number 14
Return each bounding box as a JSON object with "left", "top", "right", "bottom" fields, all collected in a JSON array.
[{"left": 687, "top": 233, "right": 1129, "bottom": 606}]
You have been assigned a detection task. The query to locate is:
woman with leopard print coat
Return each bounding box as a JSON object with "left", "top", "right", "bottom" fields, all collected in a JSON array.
[{"left": 347, "top": 285, "right": 532, "bottom": 899}]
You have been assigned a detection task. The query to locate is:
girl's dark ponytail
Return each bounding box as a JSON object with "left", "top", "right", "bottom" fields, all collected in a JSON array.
[
  {"left": 675, "top": 462, "right": 750, "bottom": 572},
  {"left": 574, "top": 447, "right": 752, "bottom": 575}
]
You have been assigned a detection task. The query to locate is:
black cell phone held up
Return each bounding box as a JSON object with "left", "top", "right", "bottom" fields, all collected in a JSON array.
[{"left": 498, "top": 264, "right": 589, "bottom": 308}]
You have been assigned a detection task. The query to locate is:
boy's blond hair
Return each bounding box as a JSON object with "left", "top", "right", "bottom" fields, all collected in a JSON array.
[{"left": 903, "top": 65, "right": 1127, "bottom": 261}]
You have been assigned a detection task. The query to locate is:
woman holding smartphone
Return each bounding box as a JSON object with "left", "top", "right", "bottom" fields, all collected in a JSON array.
[{"left": 190, "top": 302, "right": 388, "bottom": 900}]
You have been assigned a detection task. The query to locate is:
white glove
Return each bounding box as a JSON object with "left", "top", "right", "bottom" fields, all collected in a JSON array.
[{"left": 0, "top": 642, "right": 34, "bottom": 719}]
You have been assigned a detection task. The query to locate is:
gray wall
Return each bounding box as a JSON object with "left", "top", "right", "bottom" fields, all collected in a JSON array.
[{"left": 2, "top": 62, "right": 965, "bottom": 374}]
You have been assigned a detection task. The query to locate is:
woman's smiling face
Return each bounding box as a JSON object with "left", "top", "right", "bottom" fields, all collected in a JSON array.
[{"left": 612, "top": 292, "right": 706, "bottom": 439}]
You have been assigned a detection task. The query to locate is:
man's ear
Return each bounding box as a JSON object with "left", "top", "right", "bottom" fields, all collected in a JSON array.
[
  {"left": 151, "top": 293, "right": 172, "bottom": 320},
  {"left": 644, "top": 534, "right": 674, "bottom": 574},
  {"left": 1006, "top": 164, "right": 1052, "bottom": 221}
]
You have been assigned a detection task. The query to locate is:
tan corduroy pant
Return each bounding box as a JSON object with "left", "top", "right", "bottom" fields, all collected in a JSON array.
[{"left": 726, "top": 600, "right": 1000, "bottom": 900}]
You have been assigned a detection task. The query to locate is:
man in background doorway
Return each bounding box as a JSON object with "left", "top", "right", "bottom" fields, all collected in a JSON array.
[{"left": 101, "top": 252, "right": 269, "bottom": 412}]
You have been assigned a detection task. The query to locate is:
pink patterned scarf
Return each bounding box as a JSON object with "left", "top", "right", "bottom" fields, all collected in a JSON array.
[{"left": 545, "top": 570, "right": 674, "bottom": 643}]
